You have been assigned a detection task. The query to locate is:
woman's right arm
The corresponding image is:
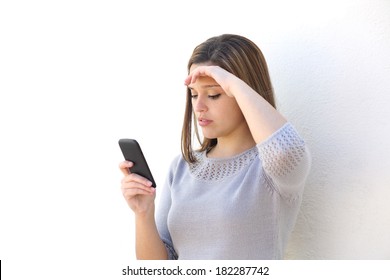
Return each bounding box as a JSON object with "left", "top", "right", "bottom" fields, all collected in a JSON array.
[{"left": 119, "top": 161, "right": 168, "bottom": 260}]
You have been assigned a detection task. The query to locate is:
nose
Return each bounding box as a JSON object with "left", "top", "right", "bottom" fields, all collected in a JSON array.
[{"left": 193, "top": 97, "right": 208, "bottom": 113}]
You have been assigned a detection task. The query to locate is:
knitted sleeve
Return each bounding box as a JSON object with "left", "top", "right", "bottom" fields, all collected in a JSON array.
[
  {"left": 155, "top": 156, "right": 180, "bottom": 260},
  {"left": 257, "top": 122, "right": 311, "bottom": 199}
]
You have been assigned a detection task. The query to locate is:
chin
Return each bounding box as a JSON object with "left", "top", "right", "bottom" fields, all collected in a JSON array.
[{"left": 201, "top": 130, "right": 218, "bottom": 140}]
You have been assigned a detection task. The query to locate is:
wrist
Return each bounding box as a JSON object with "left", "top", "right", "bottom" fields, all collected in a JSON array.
[
  {"left": 223, "top": 74, "right": 243, "bottom": 98},
  {"left": 135, "top": 205, "right": 155, "bottom": 220}
]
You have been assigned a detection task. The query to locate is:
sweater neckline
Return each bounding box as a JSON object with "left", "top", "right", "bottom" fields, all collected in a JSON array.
[
  {"left": 189, "top": 146, "right": 259, "bottom": 182},
  {"left": 202, "top": 145, "right": 258, "bottom": 162}
]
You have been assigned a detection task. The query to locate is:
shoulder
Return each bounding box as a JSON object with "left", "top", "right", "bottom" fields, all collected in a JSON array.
[
  {"left": 166, "top": 153, "right": 189, "bottom": 180},
  {"left": 169, "top": 150, "right": 206, "bottom": 170},
  {"left": 169, "top": 153, "right": 187, "bottom": 169}
]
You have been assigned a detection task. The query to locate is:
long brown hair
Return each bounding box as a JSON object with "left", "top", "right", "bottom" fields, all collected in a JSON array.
[{"left": 181, "top": 34, "right": 276, "bottom": 163}]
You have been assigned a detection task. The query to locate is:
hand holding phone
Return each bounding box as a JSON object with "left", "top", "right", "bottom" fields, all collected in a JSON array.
[{"left": 118, "top": 139, "right": 157, "bottom": 188}]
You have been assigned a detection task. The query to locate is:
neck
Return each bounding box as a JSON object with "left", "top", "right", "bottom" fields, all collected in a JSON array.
[{"left": 207, "top": 131, "right": 256, "bottom": 159}]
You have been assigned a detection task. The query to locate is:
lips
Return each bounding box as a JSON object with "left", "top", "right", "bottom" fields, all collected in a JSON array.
[{"left": 198, "top": 117, "right": 212, "bottom": 127}]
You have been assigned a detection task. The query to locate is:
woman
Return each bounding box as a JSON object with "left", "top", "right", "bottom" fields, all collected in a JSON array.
[{"left": 120, "top": 34, "right": 311, "bottom": 260}]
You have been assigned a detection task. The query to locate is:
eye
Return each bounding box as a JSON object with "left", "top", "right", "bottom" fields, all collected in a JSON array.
[
  {"left": 209, "top": 94, "right": 221, "bottom": 100},
  {"left": 191, "top": 94, "right": 198, "bottom": 99}
]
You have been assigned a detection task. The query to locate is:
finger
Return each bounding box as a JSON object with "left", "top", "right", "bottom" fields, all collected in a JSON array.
[
  {"left": 185, "top": 67, "right": 203, "bottom": 86},
  {"left": 122, "top": 187, "right": 155, "bottom": 199},
  {"left": 185, "top": 73, "right": 200, "bottom": 87},
  {"left": 119, "top": 161, "right": 133, "bottom": 176},
  {"left": 121, "top": 173, "right": 153, "bottom": 191},
  {"left": 122, "top": 184, "right": 155, "bottom": 196},
  {"left": 122, "top": 173, "right": 153, "bottom": 188},
  {"left": 184, "top": 74, "right": 192, "bottom": 86}
]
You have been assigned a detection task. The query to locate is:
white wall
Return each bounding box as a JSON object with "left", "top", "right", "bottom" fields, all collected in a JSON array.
[
  {"left": 1, "top": 0, "right": 389, "bottom": 278},
  {"left": 271, "top": 0, "right": 390, "bottom": 259}
]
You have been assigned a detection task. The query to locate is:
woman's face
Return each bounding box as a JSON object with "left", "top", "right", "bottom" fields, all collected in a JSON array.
[{"left": 188, "top": 64, "right": 248, "bottom": 141}]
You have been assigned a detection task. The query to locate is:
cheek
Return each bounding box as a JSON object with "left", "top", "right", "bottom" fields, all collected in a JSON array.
[
  {"left": 224, "top": 99, "right": 244, "bottom": 119},
  {"left": 215, "top": 100, "right": 246, "bottom": 129},
  {"left": 229, "top": 110, "right": 246, "bottom": 126}
]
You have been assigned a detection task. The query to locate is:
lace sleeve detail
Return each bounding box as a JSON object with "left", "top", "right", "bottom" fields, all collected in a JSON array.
[{"left": 257, "top": 123, "right": 311, "bottom": 197}]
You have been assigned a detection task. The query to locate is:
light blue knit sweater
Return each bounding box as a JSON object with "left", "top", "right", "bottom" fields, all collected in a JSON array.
[{"left": 156, "top": 123, "right": 311, "bottom": 259}]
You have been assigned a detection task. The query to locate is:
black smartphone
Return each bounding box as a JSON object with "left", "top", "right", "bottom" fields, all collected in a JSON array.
[{"left": 118, "top": 139, "right": 157, "bottom": 188}]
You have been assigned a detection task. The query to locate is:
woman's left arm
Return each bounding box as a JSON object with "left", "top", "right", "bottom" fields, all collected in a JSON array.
[{"left": 185, "top": 65, "right": 287, "bottom": 144}]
